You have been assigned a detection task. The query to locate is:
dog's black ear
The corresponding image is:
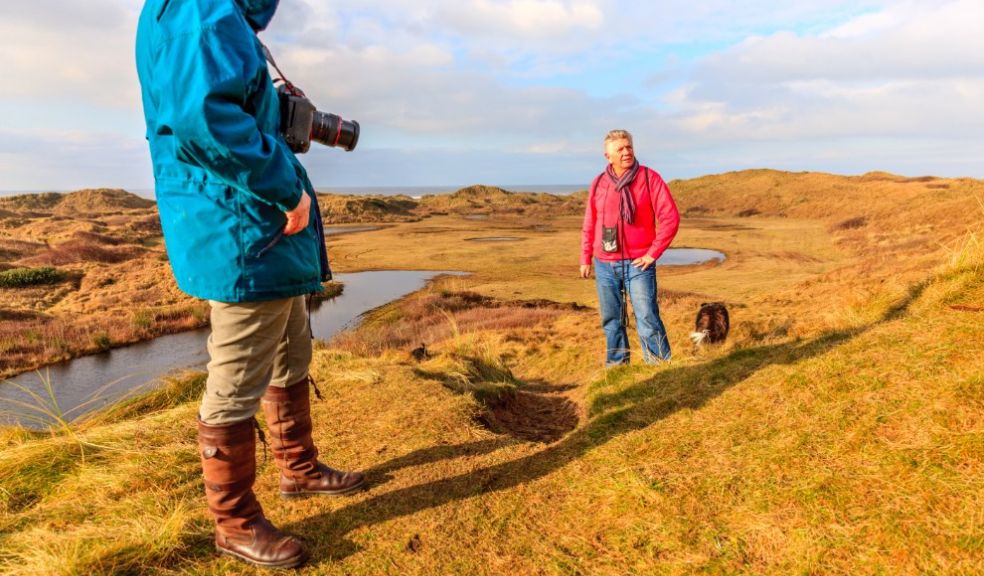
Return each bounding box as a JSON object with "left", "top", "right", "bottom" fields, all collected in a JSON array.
[{"left": 700, "top": 302, "right": 708, "bottom": 307}]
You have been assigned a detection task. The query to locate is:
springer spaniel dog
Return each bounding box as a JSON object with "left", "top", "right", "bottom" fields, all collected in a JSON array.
[{"left": 690, "top": 302, "right": 729, "bottom": 352}]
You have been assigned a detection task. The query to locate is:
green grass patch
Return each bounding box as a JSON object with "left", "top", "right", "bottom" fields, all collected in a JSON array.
[{"left": 0, "top": 267, "right": 65, "bottom": 288}]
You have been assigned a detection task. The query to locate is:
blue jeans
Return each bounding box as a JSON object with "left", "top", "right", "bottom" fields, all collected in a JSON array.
[{"left": 594, "top": 258, "right": 671, "bottom": 365}]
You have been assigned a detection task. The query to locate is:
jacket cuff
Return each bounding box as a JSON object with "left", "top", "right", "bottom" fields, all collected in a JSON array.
[{"left": 276, "top": 179, "right": 305, "bottom": 212}]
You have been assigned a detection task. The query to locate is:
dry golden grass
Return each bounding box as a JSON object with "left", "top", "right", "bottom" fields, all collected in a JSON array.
[{"left": 0, "top": 171, "right": 982, "bottom": 574}]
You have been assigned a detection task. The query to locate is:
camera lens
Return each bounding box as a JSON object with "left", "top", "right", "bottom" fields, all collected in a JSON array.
[{"left": 310, "top": 111, "right": 360, "bottom": 151}]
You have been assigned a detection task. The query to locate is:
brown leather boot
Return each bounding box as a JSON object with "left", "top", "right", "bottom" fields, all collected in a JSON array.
[
  {"left": 261, "top": 378, "right": 366, "bottom": 497},
  {"left": 198, "top": 418, "right": 308, "bottom": 568}
]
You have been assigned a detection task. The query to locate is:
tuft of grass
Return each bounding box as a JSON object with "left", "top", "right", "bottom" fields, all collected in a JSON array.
[
  {"left": 0, "top": 374, "right": 145, "bottom": 517},
  {"left": 408, "top": 307, "right": 513, "bottom": 394},
  {"left": 1, "top": 494, "right": 198, "bottom": 575},
  {"left": 131, "top": 309, "right": 153, "bottom": 330},
  {"left": 82, "top": 371, "right": 206, "bottom": 426},
  {"left": 92, "top": 333, "right": 111, "bottom": 350},
  {"left": 312, "top": 280, "right": 344, "bottom": 301}
]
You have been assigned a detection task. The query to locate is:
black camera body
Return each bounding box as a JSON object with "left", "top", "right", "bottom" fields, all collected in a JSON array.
[{"left": 278, "top": 84, "right": 360, "bottom": 154}]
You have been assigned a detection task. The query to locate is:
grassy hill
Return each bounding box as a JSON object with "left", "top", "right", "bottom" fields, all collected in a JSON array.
[
  {"left": 0, "top": 189, "right": 155, "bottom": 215},
  {"left": 315, "top": 185, "right": 585, "bottom": 223},
  {"left": 316, "top": 193, "right": 421, "bottom": 223},
  {"left": 0, "top": 171, "right": 982, "bottom": 574},
  {"left": 417, "top": 185, "right": 584, "bottom": 217},
  {"left": 672, "top": 169, "right": 982, "bottom": 234}
]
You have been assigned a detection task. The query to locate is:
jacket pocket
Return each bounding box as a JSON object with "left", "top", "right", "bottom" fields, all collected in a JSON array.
[{"left": 252, "top": 229, "right": 284, "bottom": 259}]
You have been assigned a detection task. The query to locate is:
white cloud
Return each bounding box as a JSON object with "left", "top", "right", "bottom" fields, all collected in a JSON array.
[
  {"left": 3, "top": 0, "right": 984, "bottom": 190},
  {"left": 0, "top": 0, "right": 141, "bottom": 109},
  {"left": 701, "top": 0, "right": 984, "bottom": 82},
  {"left": 437, "top": 0, "right": 604, "bottom": 38},
  {"left": 671, "top": 0, "right": 984, "bottom": 145}
]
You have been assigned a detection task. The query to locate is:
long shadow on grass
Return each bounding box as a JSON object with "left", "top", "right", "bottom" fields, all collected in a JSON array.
[
  {"left": 293, "top": 280, "right": 929, "bottom": 563},
  {"left": 363, "top": 438, "right": 516, "bottom": 488}
]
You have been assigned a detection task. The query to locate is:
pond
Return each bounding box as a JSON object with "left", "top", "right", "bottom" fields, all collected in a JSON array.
[
  {"left": 656, "top": 248, "right": 726, "bottom": 266},
  {"left": 0, "top": 270, "right": 459, "bottom": 428}
]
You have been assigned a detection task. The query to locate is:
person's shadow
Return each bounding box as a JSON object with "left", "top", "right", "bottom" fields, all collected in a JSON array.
[{"left": 291, "top": 279, "right": 930, "bottom": 563}]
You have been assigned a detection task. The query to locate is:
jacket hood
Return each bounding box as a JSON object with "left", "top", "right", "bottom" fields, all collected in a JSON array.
[{"left": 234, "top": 0, "right": 279, "bottom": 31}]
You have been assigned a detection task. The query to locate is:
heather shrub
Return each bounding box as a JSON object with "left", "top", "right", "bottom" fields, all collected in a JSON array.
[{"left": 0, "top": 266, "right": 65, "bottom": 288}]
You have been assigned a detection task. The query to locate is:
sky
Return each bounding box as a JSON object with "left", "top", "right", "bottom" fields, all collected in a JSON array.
[{"left": 1, "top": 0, "right": 983, "bottom": 192}]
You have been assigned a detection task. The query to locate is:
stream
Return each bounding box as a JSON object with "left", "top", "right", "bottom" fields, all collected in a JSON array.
[{"left": 0, "top": 271, "right": 458, "bottom": 427}]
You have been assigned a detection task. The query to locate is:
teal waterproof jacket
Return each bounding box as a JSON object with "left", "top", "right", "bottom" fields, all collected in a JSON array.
[{"left": 135, "top": 0, "right": 329, "bottom": 302}]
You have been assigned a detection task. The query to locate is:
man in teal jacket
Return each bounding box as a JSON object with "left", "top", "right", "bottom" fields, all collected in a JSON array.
[{"left": 136, "top": 0, "right": 364, "bottom": 568}]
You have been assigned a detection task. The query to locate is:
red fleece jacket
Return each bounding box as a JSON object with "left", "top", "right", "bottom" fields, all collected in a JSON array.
[{"left": 580, "top": 165, "right": 680, "bottom": 265}]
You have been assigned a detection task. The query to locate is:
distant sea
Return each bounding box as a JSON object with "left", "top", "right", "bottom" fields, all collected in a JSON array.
[{"left": 0, "top": 184, "right": 585, "bottom": 201}]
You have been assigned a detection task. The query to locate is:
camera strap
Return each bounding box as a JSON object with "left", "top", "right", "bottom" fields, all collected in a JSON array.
[{"left": 257, "top": 38, "right": 303, "bottom": 96}]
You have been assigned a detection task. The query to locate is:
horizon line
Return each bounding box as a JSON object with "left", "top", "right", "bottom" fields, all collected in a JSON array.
[
  {"left": 0, "top": 183, "right": 589, "bottom": 196},
  {"left": 0, "top": 168, "right": 973, "bottom": 196}
]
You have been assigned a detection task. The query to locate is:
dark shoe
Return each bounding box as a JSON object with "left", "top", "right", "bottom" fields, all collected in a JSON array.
[
  {"left": 261, "top": 378, "right": 367, "bottom": 497},
  {"left": 198, "top": 418, "right": 308, "bottom": 568}
]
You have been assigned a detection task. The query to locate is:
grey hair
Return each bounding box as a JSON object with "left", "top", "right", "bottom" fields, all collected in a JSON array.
[{"left": 604, "top": 129, "right": 633, "bottom": 144}]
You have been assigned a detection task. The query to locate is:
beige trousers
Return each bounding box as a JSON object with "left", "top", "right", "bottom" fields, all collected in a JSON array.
[{"left": 199, "top": 295, "right": 312, "bottom": 425}]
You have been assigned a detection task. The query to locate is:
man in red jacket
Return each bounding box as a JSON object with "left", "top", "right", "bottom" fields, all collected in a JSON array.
[{"left": 580, "top": 129, "right": 680, "bottom": 365}]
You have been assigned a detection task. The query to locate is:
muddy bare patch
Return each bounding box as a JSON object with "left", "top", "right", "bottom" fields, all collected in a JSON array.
[
  {"left": 832, "top": 216, "right": 867, "bottom": 231},
  {"left": 476, "top": 389, "right": 579, "bottom": 443}
]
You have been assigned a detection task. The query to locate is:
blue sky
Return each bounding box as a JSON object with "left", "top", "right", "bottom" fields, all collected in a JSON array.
[{"left": 1, "top": 0, "right": 983, "bottom": 192}]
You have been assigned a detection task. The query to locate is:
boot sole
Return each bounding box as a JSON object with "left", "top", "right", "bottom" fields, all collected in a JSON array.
[
  {"left": 280, "top": 479, "right": 367, "bottom": 498},
  {"left": 217, "top": 545, "right": 308, "bottom": 568}
]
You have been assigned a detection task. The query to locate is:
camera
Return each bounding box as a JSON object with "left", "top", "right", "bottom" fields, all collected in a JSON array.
[{"left": 278, "top": 84, "right": 360, "bottom": 154}]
